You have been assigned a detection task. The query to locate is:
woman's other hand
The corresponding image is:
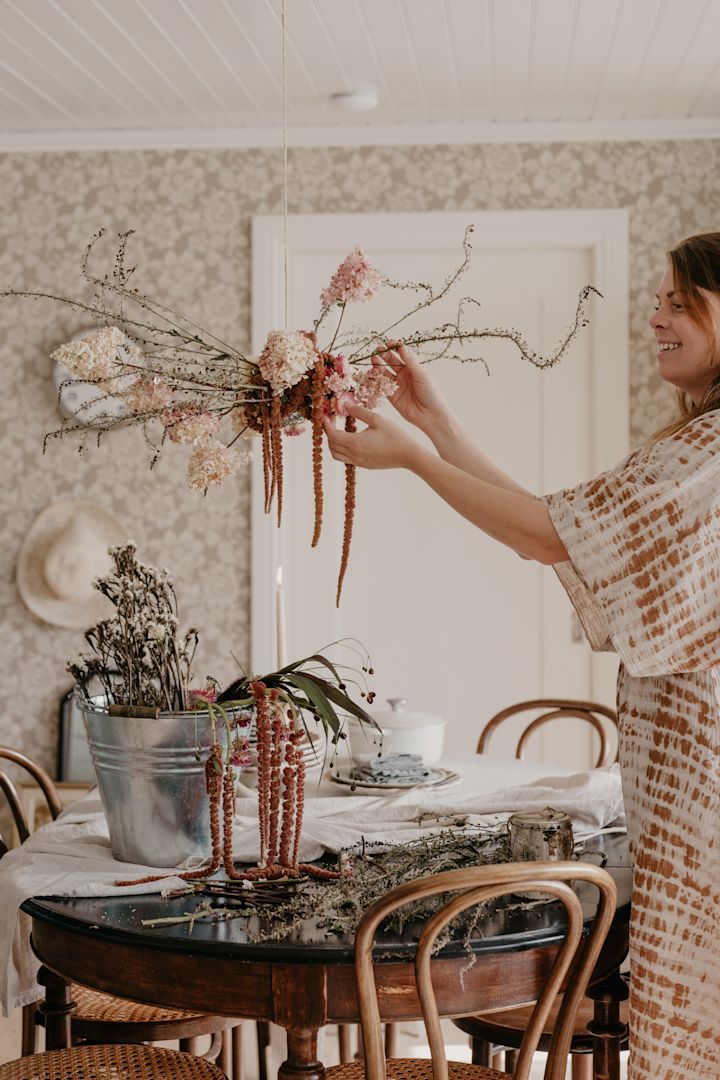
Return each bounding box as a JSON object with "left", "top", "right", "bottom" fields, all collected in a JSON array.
[
  {"left": 374, "top": 342, "right": 451, "bottom": 434},
  {"left": 323, "top": 404, "right": 423, "bottom": 471}
]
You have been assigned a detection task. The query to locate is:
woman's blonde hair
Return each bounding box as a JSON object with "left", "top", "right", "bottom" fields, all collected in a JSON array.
[{"left": 652, "top": 232, "right": 720, "bottom": 443}]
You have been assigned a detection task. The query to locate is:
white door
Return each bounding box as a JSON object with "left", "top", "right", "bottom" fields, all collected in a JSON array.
[{"left": 251, "top": 210, "right": 628, "bottom": 767}]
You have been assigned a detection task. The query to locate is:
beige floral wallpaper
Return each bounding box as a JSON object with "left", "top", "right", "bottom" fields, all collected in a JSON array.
[{"left": 0, "top": 137, "right": 717, "bottom": 774}]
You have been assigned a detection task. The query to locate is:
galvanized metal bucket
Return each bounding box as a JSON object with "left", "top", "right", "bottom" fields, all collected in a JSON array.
[{"left": 79, "top": 694, "right": 231, "bottom": 867}]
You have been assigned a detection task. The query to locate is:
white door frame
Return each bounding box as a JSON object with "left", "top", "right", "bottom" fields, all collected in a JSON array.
[{"left": 250, "top": 209, "right": 629, "bottom": 687}]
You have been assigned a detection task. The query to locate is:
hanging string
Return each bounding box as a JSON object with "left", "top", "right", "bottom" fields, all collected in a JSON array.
[{"left": 281, "top": 0, "right": 289, "bottom": 332}]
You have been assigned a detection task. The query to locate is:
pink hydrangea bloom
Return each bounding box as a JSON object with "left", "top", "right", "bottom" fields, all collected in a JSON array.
[
  {"left": 124, "top": 375, "right": 173, "bottom": 414},
  {"left": 186, "top": 437, "right": 249, "bottom": 492},
  {"left": 162, "top": 404, "right": 220, "bottom": 444},
  {"left": 320, "top": 246, "right": 381, "bottom": 307},
  {"left": 353, "top": 367, "right": 397, "bottom": 409},
  {"left": 258, "top": 330, "right": 317, "bottom": 393}
]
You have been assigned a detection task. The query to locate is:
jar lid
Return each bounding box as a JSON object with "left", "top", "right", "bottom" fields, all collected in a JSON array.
[
  {"left": 508, "top": 807, "right": 571, "bottom": 829},
  {"left": 369, "top": 697, "right": 446, "bottom": 729}
]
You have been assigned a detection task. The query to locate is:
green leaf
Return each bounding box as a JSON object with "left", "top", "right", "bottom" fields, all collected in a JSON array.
[
  {"left": 293, "top": 671, "right": 378, "bottom": 730},
  {"left": 283, "top": 673, "right": 340, "bottom": 737}
]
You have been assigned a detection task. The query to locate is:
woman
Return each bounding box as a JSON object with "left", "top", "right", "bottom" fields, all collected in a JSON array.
[{"left": 324, "top": 232, "right": 720, "bottom": 1080}]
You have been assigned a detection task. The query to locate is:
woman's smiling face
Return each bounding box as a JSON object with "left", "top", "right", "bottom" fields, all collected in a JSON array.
[{"left": 650, "top": 266, "right": 720, "bottom": 404}]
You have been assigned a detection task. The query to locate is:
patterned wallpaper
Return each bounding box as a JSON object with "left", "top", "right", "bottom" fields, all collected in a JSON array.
[{"left": 1, "top": 138, "right": 718, "bottom": 774}]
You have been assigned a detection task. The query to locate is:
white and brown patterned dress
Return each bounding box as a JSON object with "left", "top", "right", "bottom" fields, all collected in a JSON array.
[{"left": 545, "top": 413, "right": 720, "bottom": 1080}]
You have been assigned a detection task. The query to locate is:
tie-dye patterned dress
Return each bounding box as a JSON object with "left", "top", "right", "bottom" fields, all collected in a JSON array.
[{"left": 544, "top": 413, "right": 720, "bottom": 1080}]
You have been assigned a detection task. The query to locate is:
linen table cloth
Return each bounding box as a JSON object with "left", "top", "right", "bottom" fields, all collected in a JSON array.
[{"left": 0, "top": 756, "right": 623, "bottom": 1018}]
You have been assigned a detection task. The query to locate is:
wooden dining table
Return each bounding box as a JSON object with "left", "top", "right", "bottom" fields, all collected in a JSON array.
[{"left": 22, "top": 832, "right": 631, "bottom": 1080}]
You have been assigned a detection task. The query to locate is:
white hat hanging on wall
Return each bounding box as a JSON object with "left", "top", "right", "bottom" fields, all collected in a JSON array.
[{"left": 17, "top": 500, "right": 128, "bottom": 629}]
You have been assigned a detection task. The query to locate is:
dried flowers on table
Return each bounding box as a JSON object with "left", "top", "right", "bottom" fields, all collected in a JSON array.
[
  {"left": 67, "top": 542, "right": 380, "bottom": 885},
  {"left": 141, "top": 823, "right": 552, "bottom": 954},
  {"left": 4, "top": 228, "right": 598, "bottom": 603}
]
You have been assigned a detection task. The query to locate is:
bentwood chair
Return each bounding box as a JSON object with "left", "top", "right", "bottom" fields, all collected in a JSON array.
[
  {"left": 476, "top": 698, "right": 619, "bottom": 766},
  {"left": 324, "top": 861, "right": 617, "bottom": 1080},
  {"left": 0, "top": 1043, "right": 227, "bottom": 1079},
  {"left": 458, "top": 699, "right": 625, "bottom": 1079},
  {"left": 0, "top": 746, "right": 247, "bottom": 1078}
]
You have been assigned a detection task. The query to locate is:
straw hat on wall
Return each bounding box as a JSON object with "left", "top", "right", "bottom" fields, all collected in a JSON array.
[{"left": 17, "top": 500, "right": 127, "bottom": 630}]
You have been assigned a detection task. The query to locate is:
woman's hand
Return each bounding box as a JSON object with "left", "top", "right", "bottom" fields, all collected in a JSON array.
[
  {"left": 324, "top": 404, "right": 424, "bottom": 471},
  {"left": 374, "top": 341, "right": 451, "bottom": 434}
]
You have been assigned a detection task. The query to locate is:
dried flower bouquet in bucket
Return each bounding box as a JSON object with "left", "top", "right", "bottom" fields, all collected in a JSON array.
[
  {"left": 4, "top": 228, "right": 598, "bottom": 603},
  {"left": 70, "top": 542, "right": 378, "bottom": 880}
]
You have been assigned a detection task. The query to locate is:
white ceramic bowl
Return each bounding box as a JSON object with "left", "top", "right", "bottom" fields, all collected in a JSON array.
[{"left": 347, "top": 700, "right": 447, "bottom": 766}]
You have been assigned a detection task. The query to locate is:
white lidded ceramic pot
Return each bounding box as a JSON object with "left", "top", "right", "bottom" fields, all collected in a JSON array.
[{"left": 347, "top": 697, "right": 447, "bottom": 766}]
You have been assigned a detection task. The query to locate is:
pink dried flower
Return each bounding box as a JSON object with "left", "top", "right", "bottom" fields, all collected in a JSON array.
[
  {"left": 189, "top": 684, "right": 218, "bottom": 707},
  {"left": 124, "top": 375, "right": 173, "bottom": 414},
  {"left": 353, "top": 367, "right": 396, "bottom": 409},
  {"left": 283, "top": 423, "right": 305, "bottom": 436},
  {"left": 320, "top": 246, "right": 381, "bottom": 307},
  {"left": 258, "top": 330, "right": 317, "bottom": 393},
  {"left": 328, "top": 390, "right": 356, "bottom": 418},
  {"left": 162, "top": 404, "right": 220, "bottom": 444},
  {"left": 229, "top": 735, "right": 252, "bottom": 767},
  {"left": 186, "top": 437, "right": 248, "bottom": 492}
]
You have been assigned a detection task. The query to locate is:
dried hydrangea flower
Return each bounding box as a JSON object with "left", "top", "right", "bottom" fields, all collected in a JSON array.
[
  {"left": 258, "top": 330, "right": 317, "bottom": 393},
  {"left": 353, "top": 367, "right": 396, "bottom": 409},
  {"left": 186, "top": 436, "right": 249, "bottom": 492},
  {"left": 124, "top": 375, "right": 173, "bottom": 413},
  {"left": 320, "top": 245, "right": 381, "bottom": 307},
  {"left": 161, "top": 404, "right": 220, "bottom": 444},
  {"left": 51, "top": 325, "right": 131, "bottom": 384}
]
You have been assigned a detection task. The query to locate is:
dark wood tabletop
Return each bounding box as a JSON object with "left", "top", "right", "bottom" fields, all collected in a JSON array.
[{"left": 22, "top": 834, "right": 631, "bottom": 1080}]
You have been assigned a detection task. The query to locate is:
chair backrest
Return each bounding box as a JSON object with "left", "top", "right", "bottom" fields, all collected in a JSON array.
[
  {"left": 354, "top": 860, "right": 617, "bottom": 1080},
  {"left": 0, "top": 747, "right": 63, "bottom": 856},
  {"left": 477, "top": 698, "right": 619, "bottom": 767}
]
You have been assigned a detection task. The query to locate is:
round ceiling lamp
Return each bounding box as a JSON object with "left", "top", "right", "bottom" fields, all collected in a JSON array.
[{"left": 331, "top": 87, "right": 380, "bottom": 111}]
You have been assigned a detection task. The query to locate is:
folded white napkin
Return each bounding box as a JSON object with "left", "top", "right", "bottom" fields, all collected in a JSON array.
[{"left": 0, "top": 762, "right": 624, "bottom": 1017}]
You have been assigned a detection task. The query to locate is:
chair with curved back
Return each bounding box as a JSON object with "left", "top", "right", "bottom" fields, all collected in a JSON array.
[
  {"left": 0, "top": 745, "right": 249, "bottom": 1078},
  {"left": 458, "top": 699, "right": 626, "bottom": 1079},
  {"left": 324, "top": 860, "right": 617, "bottom": 1080},
  {"left": 476, "top": 698, "right": 619, "bottom": 766},
  {"left": 0, "top": 1043, "right": 227, "bottom": 1080}
]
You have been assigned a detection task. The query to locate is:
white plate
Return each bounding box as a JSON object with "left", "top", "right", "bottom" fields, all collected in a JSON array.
[{"left": 324, "top": 766, "right": 459, "bottom": 791}]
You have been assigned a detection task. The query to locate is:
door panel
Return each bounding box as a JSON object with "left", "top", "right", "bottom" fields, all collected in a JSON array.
[{"left": 251, "top": 211, "right": 628, "bottom": 767}]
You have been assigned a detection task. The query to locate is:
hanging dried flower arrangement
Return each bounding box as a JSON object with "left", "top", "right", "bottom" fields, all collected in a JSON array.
[{"left": 3, "top": 227, "right": 598, "bottom": 603}]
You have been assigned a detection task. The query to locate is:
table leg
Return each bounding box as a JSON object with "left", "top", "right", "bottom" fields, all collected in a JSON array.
[
  {"left": 587, "top": 972, "right": 629, "bottom": 1080},
  {"left": 36, "top": 965, "right": 75, "bottom": 1051},
  {"left": 279, "top": 1028, "right": 324, "bottom": 1080},
  {"left": 274, "top": 965, "right": 327, "bottom": 1080}
]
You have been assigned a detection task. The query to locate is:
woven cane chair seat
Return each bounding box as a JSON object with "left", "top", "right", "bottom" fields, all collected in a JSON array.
[
  {"left": 69, "top": 983, "right": 213, "bottom": 1025},
  {"left": 327, "top": 1060, "right": 509, "bottom": 1080},
  {"left": 0, "top": 1043, "right": 227, "bottom": 1079}
]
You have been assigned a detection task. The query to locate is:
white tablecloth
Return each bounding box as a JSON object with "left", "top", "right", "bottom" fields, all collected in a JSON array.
[{"left": 0, "top": 755, "right": 624, "bottom": 1017}]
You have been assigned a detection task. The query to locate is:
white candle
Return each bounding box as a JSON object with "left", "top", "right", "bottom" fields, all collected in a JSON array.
[{"left": 276, "top": 566, "right": 287, "bottom": 670}]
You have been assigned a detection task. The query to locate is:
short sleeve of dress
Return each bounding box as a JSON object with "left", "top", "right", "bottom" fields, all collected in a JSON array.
[{"left": 544, "top": 413, "right": 720, "bottom": 676}]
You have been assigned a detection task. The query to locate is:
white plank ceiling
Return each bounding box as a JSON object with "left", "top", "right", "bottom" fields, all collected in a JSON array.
[{"left": 1, "top": 0, "right": 719, "bottom": 151}]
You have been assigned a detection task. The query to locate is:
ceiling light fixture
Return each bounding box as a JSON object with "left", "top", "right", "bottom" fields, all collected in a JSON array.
[{"left": 331, "top": 87, "right": 380, "bottom": 111}]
